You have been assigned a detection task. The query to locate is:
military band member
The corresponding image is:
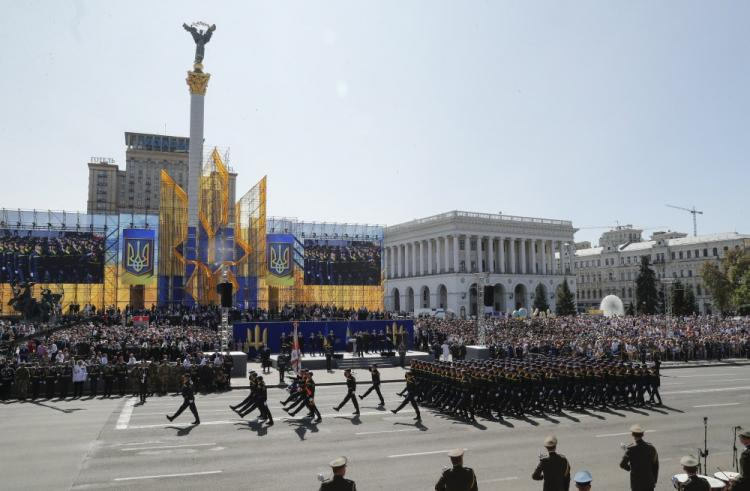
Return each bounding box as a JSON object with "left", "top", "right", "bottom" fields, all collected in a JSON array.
[
  {"left": 732, "top": 429, "right": 750, "bottom": 491},
  {"left": 532, "top": 435, "right": 571, "bottom": 491},
  {"left": 359, "top": 365, "right": 385, "bottom": 406},
  {"left": 619, "top": 424, "right": 659, "bottom": 491},
  {"left": 166, "top": 375, "right": 200, "bottom": 425},
  {"left": 435, "top": 448, "right": 478, "bottom": 491},
  {"left": 675, "top": 455, "right": 709, "bottom": 491},
  {"left": 319, "top": 456, "right": 356, "bottom": 491},
  {"left": 333, "top": 369, "right": 360, "bottom": 415}
]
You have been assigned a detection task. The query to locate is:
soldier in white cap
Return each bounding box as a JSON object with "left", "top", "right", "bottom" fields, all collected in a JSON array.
[
  {"left": 435, "top": 448, "right": 477, "bottom": 491},
  {"left": 675, "top": 455, "right": 709, "bottom": 491},
  {"left": 532, "top": 435, "right": 571, "bottom": 491},
  {"left": 319, "top": 456, "right": 356, "bottom": 491},
  {"left": 573, "top": 470, "right": 592, "bottom": 490},
  {"left": 619, "top": 424, "right": 659, "bottom": 491}
]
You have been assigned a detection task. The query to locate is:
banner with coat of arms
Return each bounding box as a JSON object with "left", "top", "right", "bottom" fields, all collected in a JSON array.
[
  {"left": 121, "top": 228, "right": 156, "bottom": 285},
  {"left": 266, "top": 233, "right": 295, "bottom": 286}
]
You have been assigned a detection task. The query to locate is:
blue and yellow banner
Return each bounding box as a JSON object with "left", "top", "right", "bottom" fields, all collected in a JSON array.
[
  {"left": 266, "top": 233, "right": 295, "bottom": 286},
  {"left": 122, "top": 229, "right": 156, "bottom": 285}
]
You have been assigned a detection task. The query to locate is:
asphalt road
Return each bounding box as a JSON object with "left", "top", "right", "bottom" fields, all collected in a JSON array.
[{"left": 1, "top": 364, "right": 749, "bottom": 491}]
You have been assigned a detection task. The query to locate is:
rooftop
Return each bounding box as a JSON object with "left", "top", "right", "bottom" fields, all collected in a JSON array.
[
  {"left": 575, "top": 232, "right": 750, "bottom": 256},
  {"left": 387, "top": 210, "right": 574, "bottom": 234}
]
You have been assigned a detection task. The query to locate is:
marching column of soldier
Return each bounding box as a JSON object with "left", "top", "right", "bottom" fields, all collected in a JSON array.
[{"left": 0, "top": 351, "right": 234, "bottom": 401}]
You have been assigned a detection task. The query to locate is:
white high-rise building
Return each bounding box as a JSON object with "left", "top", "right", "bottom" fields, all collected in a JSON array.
[{"left": 383, "top": 211, "right": 577, "bottom": 317}]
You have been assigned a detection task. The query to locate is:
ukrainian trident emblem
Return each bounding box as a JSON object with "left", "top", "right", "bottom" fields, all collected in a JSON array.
[
  {"left": 125, "top": 239, "right": 153, "bottom": 276},
  {"left": 268, "top": 243, "right": 291, "bottom": 277}
]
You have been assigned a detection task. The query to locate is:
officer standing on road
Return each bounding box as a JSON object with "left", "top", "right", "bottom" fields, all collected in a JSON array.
[
  {"left": 732, "top": 429, "right": 750, "bottom": 491},
  {"left": 619, "top": 424, "right": 659, "bottom": 491},
  {"left": 166, "top": 374, "right": 200, "bottom": 425},
  {"left": 137, "top": 361, "right": 149, "bottom": 404},
  {"left": 333, "top": 369, "right": 360, "bottom": 415},
  {"left": 435, "top": 448, "right": 478, "bottom": 491},
  {"left": 532, "top": 435, "right": 571, "bottom": 491},
  {"left": 675, "top": 455, "right": 709, "bottom": 491},
  {"left": 325, "top": 343, "right": 334, "bottom": 372},
  {"left": 277, "top": 352, "right": 288, "bottom": 385},
  {"left": 319, "top": 456, "right": 356, "bottom": 491},
  {"left": 573, "top": 470, "right": 592, "bottom": 490}
]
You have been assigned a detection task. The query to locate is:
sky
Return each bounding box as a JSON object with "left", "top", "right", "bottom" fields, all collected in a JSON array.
[{"left": 2, "top": 0, "right": 749, "bottom": 245}]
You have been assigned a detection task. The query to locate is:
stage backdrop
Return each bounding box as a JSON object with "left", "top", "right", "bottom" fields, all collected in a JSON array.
[{"left": 233, "top": 319, "right": 414, "bottom": 354}]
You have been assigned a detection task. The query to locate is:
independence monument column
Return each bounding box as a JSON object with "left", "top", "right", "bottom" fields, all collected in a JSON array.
[{"left": 183, "top": 21, "right": 216, "bottom": 303}]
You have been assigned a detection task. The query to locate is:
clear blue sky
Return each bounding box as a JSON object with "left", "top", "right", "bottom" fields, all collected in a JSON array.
[{"left": 2, "top": 1, "right": 748, "bottom": 244}]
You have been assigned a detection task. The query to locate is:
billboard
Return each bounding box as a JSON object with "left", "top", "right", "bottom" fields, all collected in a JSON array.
[
  {"left": 266, "top": 233, "right": 295, "bottom": 286},
  {"left": 121, "top": 229, "right": 156, "bottom": 285},
  {"left": 303, "top": 239, "right": 381, "bottom": 286},
  {"left": 0, "top": 229, "right": 105, "bottom": 284}
]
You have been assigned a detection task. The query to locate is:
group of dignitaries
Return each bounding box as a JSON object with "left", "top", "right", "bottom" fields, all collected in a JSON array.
[
  {"left": 406, "top": 356, "right": 662, "bottom": 421},
  {"left": 0, "top": 352, "right": 234, "bottom": 401}
]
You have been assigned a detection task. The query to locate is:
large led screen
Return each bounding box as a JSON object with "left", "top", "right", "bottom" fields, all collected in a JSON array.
[
  {"left": 0, "top": 229, "right": 105, "bottom": 284},
  {"left": 303, "top": 239, "right": 381, "bottom": 286}
]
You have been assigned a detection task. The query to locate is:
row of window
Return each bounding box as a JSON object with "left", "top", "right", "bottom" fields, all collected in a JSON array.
[
  {"left": 577, "top": 284, "right": 703, "bottom": 301},
  {"left": 576, "top": 247, "right": 729, "bottom": 270}
]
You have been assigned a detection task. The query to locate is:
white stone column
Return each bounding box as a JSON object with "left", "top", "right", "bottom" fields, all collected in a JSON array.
[
  {"left": 551, "top": 241, "right": 558, "bottom": 275},
  {"left": 509, "top": 238, "right": 516, "bottom": 274},
  {"left": 453, "top": 235, "right": 460, "bottom": 273},
  {"left": 488, "top": 236, "right": 495, "bottom": 273},
  {"left": 530, "top": 239, "right": 537, "bottom": 275},
  {"left": 476, "top": 236, "right": 483, "bottom": 272},
  {"left": 497, "top": 237, "right": 506, "bottom": 273},
  {"left": 517, "top": 239, "right": 525, "bottom": 274},
  {"left": 541, "top": 242, "right": 548, "bottom": 275},
  {"left": 427, "top": 238, "right": 433, "bottom": 275},
  {"left": 465, "top": 235, "right": 472, "bottom": 273}
]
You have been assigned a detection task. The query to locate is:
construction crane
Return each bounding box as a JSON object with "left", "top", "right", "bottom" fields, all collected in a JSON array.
[{"left": 666, "top": 204, "right": 703, "bottom": 237}]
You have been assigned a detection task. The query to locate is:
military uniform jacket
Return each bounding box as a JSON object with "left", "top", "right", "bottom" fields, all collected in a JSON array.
[
  {"left": 346, "top": 376, "right": 356, "bottom": 393},
  {"left": 733, "top": 447, "right": 750, "bottom": 491},
  {"left": 319, "top": 475, "right": 356, "bottom": 491},
  {"left": 532, "top": 452, "right": 571, "bottom": 491},
  {"left": 681, "top": 475, "right": 710, "bottom": 491},
  {"left": 435, "top": 465, "right": 478, "bottom": 491},
  {"left": 619, "top": 440, "right": 659, "bottom": 491}
]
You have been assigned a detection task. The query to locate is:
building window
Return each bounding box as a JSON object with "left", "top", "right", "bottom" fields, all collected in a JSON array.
[
  {"left": 628, "top": 287, "right": 633, "bottom": 298},
  {"left": 688, "top": 270, "right": 692, "bottom": 277},
  {"left": 679, "top": 251, "right": 683, "bottom": 259},
  {"left": 703, "top": 249, "right": 708, "bottom": 257},
  {"left": 672, "top": 252, "right": 676, "bottom": 260},
  {"left": 697, "top": 285, "right": 702, "bottom": 295},
  {"left": 713, "top": 248, "right": 718, "bottom": 256},
  {"left": 459, "top": 240, "right": 465, "bottom": 251},
  {"left": 687, "top": 250, "right": 691, "bottom": 259}
]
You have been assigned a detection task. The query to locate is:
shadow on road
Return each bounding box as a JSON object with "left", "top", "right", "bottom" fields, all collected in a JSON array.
[
  {"left": 165, "top": 424, "right": 197, "bottom": 436},
  {"left": 235, "top": 420, "right": 269, "bottom": 436},
  {"left": 285, "top": 418, "right": 320, "bottom": 440},
  {"left": 334, "top": 415, "right": 362, "bottom": 425},
  {"left": 394, "top": 420, "right": 429, "bottom": 431},
  {"left": 29, "top": 400, "right": 85, "bottom": 414}
]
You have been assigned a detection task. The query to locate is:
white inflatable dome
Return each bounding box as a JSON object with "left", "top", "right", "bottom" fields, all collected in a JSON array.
[{"left": 600, "top": 295, "right": 625, "bottom": 317}]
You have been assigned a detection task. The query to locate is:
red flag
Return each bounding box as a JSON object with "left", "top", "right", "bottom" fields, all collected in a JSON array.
[{"left": 291, "top": 321, "right": 301, "bottom": 374}]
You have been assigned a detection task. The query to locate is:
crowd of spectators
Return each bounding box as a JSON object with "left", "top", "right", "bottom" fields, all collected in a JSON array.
[
  {"left": 414, "top": 315, "right": 750, "bottom": 362},
  {"left": 303, "top": 240, "right": 381, "bottom": 286}
]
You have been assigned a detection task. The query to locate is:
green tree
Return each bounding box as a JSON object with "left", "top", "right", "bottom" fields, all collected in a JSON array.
[
  {"left": 533, "top": 283, "right": 549, "bottom": 312},
  {"left": 700, "top": 248, "right": 750, "bottom": 314},
  {"left": 635, "top": 256, "right": 658, "bottom": 314},
  {"left": 555, "top": 279, "right": 577, "bottom": 316}
]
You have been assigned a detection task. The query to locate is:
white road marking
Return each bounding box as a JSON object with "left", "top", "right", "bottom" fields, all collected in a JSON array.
[
  {"left": 691, "top": 402, "right": 741, "bottom": 408},
  {"left": 121, "top": 443, "right": 217, "bottom": 452},
  {"left": 595, "top": 430, "right": 657, "bottom": 438},
  {"left": 670, "top": 373, "right": 736, "bottom": 378},
  {"left": 388, "top": 448, "right": 466, "bottom": 458},
  {"left": 113, "top": 470, "right": 222, "bottom": 481},
  {"left": 355, "top": 429, "right": 420, "bottom": 436},
  {"left": 115, "top": 441, "right": 163, "bottom": 446},
  {"left": 479, "top": 476, "right": 519, "bottom": 483},
  {"left": 127, "top": 420, "right": 236, "bottom": 430},
  {"left": 662, "top": 386, "right": 750, "bottom": 395},
  {"left": 115, "top": 397, "right": 137, "bottom": 430}
]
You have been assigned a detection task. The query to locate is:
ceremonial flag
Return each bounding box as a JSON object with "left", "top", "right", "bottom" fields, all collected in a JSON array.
[{"left": 291, "top": 321, "right": 301, "bottom": 374}]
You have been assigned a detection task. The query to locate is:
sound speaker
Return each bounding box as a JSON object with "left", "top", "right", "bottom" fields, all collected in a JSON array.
[{"left": 217, "top": 282, "right": 233, "bottom": 308}]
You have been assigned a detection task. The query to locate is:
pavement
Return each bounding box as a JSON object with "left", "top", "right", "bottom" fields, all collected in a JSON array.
[{"left": 1, "top": 364, "right": 749, "bottom": 490}]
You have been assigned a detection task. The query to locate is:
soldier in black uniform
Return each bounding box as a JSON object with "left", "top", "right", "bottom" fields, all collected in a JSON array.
[
  {"left": 115, "top": 358, "right": 128, "bottom": 397},
  {"left": 137, "top": 361, "right": 149, "bottom": 404},
  {"left": 333, "top": 369, "right": 360, "bottom": 415},
  {"left": 319, "top": 457, "right": 356, "bottom": 491},
  {"left": 391, "top": 371, "right": 421, "bottom": 421},
  {"left": 44, "top": 363, "right": 57, "bottom": 399},
  {"left": 435, "top": 448, "right": 478, "bottom": 491},
  {"left": 732, "top": 429, "right": 750, "bottom": 491},
  {"left": 619, "top": 424, "right": 659, "bottom": 491},
  {"left": 166, "top": 375, "right": 200, "bottom": 425},
  {"left": 59, "top": 361, "right": 72, "bottom": 399},
  {"left": 675, "top": 455, "right": 710, "bottom": 491},
  {"left": 30, "top": 363, "right": 42, "bottom": 400},
  {"left": 359, "top": 365, "right": 385, "bottom": 407},
  {"left": 532, "top": 435, "right": 571, "bottom": 491},
  {"left": 325, "top": 344, "right": 334, "bottom": 372},
  {"left": 0, "top": 360, "right": 15, "bottom": 400},
  {"left": 255, "top": 376, "right": 273, "bottom": 426},
  {"left": 260, "top": 344, "right": 272, "bottom": 374}
]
